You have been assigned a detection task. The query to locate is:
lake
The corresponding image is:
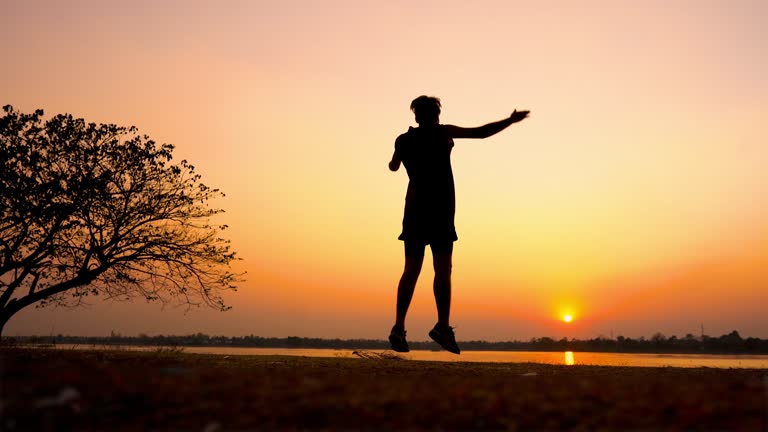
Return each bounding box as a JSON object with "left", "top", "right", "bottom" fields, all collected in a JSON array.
[{"left": 55, "top": 345, "right": 768, "bottom": 368}]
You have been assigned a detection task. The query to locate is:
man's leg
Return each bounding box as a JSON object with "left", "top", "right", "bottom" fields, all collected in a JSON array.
[
  {"left": 428, "top": 241, "right": 460, "bottom": 354},
  {"left": 431, "top": 243, "right": 453, "bottom": 326},
  {"left": 432, "top": 254, "right": 452, "bottom": 326},
  {"left": 394, "top": 244, "right": 425, "bottom": 330}
]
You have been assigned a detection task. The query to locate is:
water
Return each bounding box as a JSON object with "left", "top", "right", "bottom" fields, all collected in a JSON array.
[{"left": 54, "top": 345, "right": 768, "bottom": 368}]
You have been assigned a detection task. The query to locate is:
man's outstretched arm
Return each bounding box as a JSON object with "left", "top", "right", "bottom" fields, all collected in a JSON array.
[{"left": 444, "top": 109, "right": 530, "bottom": 139}]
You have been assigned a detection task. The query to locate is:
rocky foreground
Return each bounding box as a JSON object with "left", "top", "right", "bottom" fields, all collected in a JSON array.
[{"left": 2, "top": 348, "right": 766, "bottom": 431}]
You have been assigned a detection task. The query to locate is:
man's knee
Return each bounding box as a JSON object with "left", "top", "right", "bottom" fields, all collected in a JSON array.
[
  {"left": 433, "top": 255, "right": 452, "bottom": 276},
  {"left": 402, "top": 266, "right": 421, "bottom": 281},
  {"left": 402, "top": 256, "right": 424, "bottom": 279}
]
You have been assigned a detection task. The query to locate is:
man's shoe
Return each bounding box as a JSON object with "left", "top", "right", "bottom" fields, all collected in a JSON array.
[
  {"left": 389, "top": 327, "right": 410, "bottom": 353},
  {"left": 429, "top": 323, "right": 461, "bottom": 354}
]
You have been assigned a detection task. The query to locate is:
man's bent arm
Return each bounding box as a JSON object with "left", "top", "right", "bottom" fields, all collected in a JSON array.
[
  {"left": 389, "top": 150, "right": 401, "bottom": 171},
  {"left": 444, "top": 110, "right": 530, "bottom": 139}
]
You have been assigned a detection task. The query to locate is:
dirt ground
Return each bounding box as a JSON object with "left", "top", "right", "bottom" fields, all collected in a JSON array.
[{"left": 1, "top": 347, "right": 766, "bottom": 431}]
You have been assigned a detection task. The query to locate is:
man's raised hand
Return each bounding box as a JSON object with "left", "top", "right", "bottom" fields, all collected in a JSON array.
[{"left": 510, "top": 109, "right": 530, "bottom": 123}]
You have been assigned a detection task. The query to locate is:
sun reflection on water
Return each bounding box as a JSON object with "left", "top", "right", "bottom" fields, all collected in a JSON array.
[{"left": 564, "top": 351, "right": 575, "bottom": 366}]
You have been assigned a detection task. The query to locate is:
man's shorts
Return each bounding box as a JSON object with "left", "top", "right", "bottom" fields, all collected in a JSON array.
[{"left": 404, "top": 241, "right": 454, "bottom": 257}]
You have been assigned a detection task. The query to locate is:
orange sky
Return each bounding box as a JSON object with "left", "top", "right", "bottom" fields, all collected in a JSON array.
[{"left": 2, "top": 0, "right": 767, "bottom": 340}]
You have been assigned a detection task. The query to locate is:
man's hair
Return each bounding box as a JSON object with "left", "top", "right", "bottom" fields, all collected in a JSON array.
[{"left": 410, "top": 95, "right": 441, "bottom": 124}]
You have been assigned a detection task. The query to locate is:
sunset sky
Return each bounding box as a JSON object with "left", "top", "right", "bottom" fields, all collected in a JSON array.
[{"left": 2, "top": 0, "right": 766, "bottom": 341}]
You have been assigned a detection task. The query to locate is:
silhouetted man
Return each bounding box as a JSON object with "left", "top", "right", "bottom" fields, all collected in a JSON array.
[{"left": 388, "top": 96, "right": 530, "bottom": 354}]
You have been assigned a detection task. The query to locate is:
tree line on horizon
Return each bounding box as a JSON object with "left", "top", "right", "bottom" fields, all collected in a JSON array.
[{"left": 9, "top": 330, "right": 768, "bottom": 354}]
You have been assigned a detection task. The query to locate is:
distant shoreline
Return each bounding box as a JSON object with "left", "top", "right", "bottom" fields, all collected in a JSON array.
[{"left": 7, "top": 330, "right": 768, "bottom": 355}]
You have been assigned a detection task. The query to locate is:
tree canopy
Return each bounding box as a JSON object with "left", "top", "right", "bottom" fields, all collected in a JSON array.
[{"left": 0, "top": 105, "right": 239, "bottom": 335}]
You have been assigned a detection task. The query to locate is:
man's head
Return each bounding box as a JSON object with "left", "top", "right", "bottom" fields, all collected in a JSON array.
[{"left": 410, "top": 95, "right": 441, "bottom": 125}]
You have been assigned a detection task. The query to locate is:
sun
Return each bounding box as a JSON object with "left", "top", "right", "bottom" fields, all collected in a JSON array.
[{"left": 563, "top": 314, "right": 573, "bottom": 323}]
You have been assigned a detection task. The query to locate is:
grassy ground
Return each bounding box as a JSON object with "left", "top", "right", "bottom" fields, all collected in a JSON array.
[{"left": 1, "top": 347, "right": 766, "bottom": 431}]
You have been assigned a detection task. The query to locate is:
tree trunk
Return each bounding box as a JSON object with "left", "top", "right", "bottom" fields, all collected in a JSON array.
[
  {"left": 0, "top": 298, "right": 28, "bottom": 341},
  {"left": 0, "top": 309, "right": 12, "bottom": 340},
  {"left": 0, "top": 275, "right": 97, "bottom": 341}
]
